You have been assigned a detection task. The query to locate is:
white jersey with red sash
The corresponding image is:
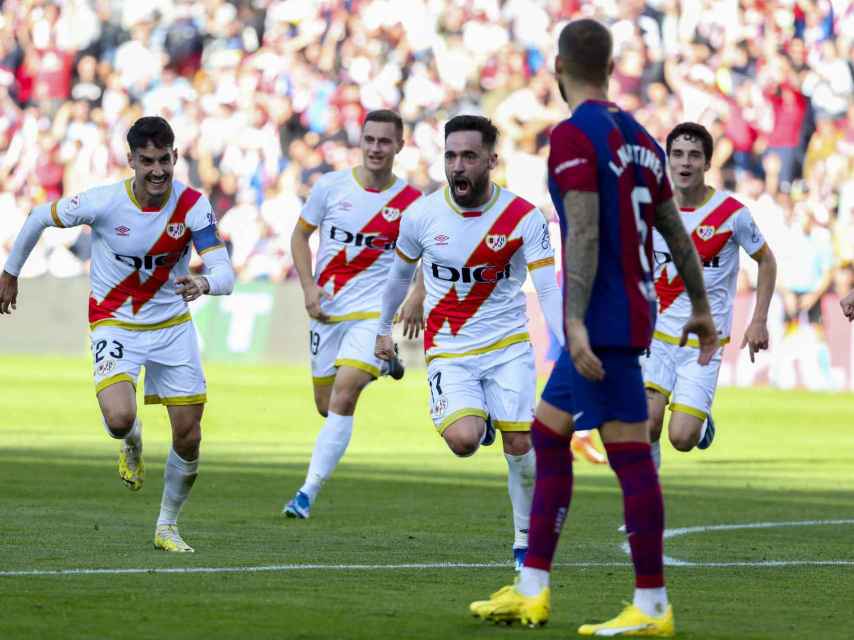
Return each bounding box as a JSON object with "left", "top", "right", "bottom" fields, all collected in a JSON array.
[
  {"left": 298, "top": 168, "right": 422, "bottom": 322},
  {"left": 396, "top": 184, "right": 554, "bottom": 363},
  {"left": 49, "top": 178, "right": 222, "bottom": 330},
  {"left": 651, "top": 189, "right": 765, "bottom": 344}
]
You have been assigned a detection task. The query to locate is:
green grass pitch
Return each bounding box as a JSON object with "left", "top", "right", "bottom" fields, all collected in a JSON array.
[{"left": 1, "top": 355, "right": 852, "bottom": 639}]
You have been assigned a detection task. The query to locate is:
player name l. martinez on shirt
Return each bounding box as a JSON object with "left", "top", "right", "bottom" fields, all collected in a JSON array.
[
  {"left": 651, "top": 188, "right": 765, "bottom": 346},
  {"left": 49, "top": 178, "right": 225, "bottom": 330},
  {"left": 297, "top": 168, "right": 422, "bottom": 323},
  {"left": 548, "top": 100, "right": 672, "bottom": 350},
  {"left": 395, "top": 184, "right": 554, "bottom": 362}
]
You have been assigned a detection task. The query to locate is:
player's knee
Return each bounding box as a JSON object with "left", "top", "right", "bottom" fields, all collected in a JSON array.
[
  {"left": 444, "top": 432, "right": 479, "bottom": 457},
  {"left": 329, "top": 389, "right": 359, "bottom": 415},
  {"left": 502, "top": 433, "right": 531, "bottom": 456},
  {"left": 648, "top": 417, "right": 664, "bottom": 442},
  {"left": 669, "top": 430, "right": 698, "bottom": 452},
  {"left": 329, "top": 373, "right": 368, "bottom": 415},
  {"left": 103, "top": 410, "right": 135, "bottom": 438},
  {"left": 174, "top": 431, "right": 201, "bottom": 459}
]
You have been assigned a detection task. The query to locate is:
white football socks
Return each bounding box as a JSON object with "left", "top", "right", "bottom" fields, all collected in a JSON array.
[
  {"left": 651, "top": 440, "right": 661, "bottom": 470},
  {"left": 157, "top": 448, "right": 198, "bottom": 526},
  {"left": 301, "top": 411, "right": 354, "bottom": 501},
  {"left": 505, "top": 448, "right": 535, "bottom": 549},
  {"left": 634, "top": 586, "right": 669, "bottom": 618},
  {"left": 517, "top": 567, "right": 550, "bottom": 596}
]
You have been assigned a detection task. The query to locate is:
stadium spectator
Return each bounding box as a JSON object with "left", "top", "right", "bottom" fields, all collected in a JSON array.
[{"left": 0, "top": 0, "right": 850, "bottom": 375}]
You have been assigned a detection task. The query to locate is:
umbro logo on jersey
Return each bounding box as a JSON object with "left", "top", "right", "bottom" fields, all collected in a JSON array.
[
  {"left": 485, "top": 234, "right": 507, "bottom": 252},
  {"left": 434, "top": 234, "right": 449, "bottom": 245},
  {"left": 166, "top": 223, "right": 186, "bottom": 239},
  {"left": 115, "top": 225, "right": 130, "bottom": 236},
  {"left": 381, "top": 206, "right": 401, "bottom": 222},
  {"left": 696, "top": 225, "right": 715, "bottom": 241}
]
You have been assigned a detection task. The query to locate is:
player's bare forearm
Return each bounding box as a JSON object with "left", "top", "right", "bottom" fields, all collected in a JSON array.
[
  {"left": 750, "top": 244, "right": 777, "bottom": 323},
  {"left": 399, "top": 266, "right": 426, "bottom": 339},
  {"left": 654, "top": 198, "right": 710, "bottom": 314},
  {"left": 291, "top": 224, "right": 331, "bottom": 321},
  {"left": 290, "top": 225, "right": 316, "bottom": 292},
  {"left": 562, "top": 191, "right": 599, "bottom": 321}
]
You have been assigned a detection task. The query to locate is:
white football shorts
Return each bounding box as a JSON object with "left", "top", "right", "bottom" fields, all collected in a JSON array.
[
  {"left": 425, "top": 341, "right": 535, "bottom": 434},
  {"left": 91, "top": 320, "right": 207, "bottom": 405},
  {"left": 641, "top": 337, "right": 723, "bottom": 420},
  {"left": 309, "top": 317, "right": 385, "bottom": 384}
]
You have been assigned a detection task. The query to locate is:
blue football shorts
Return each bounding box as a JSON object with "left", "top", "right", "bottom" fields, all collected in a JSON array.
[{"left": 540, "top": 347, "right": 648, "bottom": 430}]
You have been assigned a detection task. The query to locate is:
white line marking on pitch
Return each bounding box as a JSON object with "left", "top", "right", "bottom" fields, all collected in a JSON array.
[
  {"left": 3, "top": 519, "right": 853, "bottom": 578},
  {"left": 0, "top": 561, "right": 628, "bottom": 578},
  {"left": 620, "top": 518, "right": 854, "bottom": 567}
]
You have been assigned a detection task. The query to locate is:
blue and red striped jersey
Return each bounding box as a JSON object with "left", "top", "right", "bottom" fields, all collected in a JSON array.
[{"left": 548, "top": 100, "right": 672, "bottom": 349}]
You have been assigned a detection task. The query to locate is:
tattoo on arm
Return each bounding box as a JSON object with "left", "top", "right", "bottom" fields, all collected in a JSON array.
[
  {"left": 654, "top": 198, "right": 710, "bottom": 313},
  {"left": 562, "top": 191, "right": 600, "bottom": 321}
]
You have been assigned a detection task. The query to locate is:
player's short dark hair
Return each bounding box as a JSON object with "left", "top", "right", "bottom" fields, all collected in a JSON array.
[
  {"left": 363, "top": 109, "right": 404, "bottom": 139},
  {"left": 666, "top": 122, "right": 714, "bottom": 162},
  {"left": 127, "top": 116, "right": 175, "bottom": 152},
  {"left": 557, "top": 19, "right": 613, "bottom": 86},
  {"left": 444, "top": 115, "right": 499, "bottom": 150}
]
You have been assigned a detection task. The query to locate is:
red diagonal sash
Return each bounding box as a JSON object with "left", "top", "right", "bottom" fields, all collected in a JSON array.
[
  {"left": 89, "top": 188, "right": 201, "bottom": 323},
  {"left": 424, "top": 196, "right": 534, "bottom": 351},
  {"left": 317, "top": 184, "right": 421, "bottom": 295},
  {"left": 656, "top": 196, "right": 743, "bottom": 312}
]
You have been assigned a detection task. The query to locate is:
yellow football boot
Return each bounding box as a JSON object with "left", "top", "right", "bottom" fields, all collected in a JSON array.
[
  {"left": 578, "top": 603, "right": 675, "bottom": 637},
  {"left": 470, "top": 585, "right": 550, "bottom": 627},
  {"left": 118, "top": 441, "right": 144, "bottom": 491},
  {"left": 153, "top": 524, "right": 194, "bottom": 553}
]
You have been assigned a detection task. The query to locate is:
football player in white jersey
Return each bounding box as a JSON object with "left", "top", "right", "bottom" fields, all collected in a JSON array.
[
  {"left": 0, "top": 117, "right": 234, "bottom": 552},
  {"left": 375, "top": 115, "right": 565, "bottom": 569},
  {"left": 283, "top": 110, "right": 424, "bottom": 519},
  {"left": 644, "top": 122, "right": 777, "bottom": 467}
]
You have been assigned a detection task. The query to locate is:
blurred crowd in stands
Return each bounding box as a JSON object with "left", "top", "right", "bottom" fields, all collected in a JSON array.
[{"left": 0, "top": 0, "right": 852, "bottom": 325}]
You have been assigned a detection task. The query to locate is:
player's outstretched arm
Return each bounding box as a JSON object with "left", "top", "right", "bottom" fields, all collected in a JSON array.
[
  {"left": 562, "top": 190, "right": 604, "bottom": 380},
  {"left": 291, "top": 221, "right": 331, "bottom": 323},
  {"left": 1, "top": 201, "right": 62, "bottom": 314},
  {"left": 376, "top": 254, "right": 417, "bottom": 360},
  {"left": 0, "top": 271, "right": 18, "bottom": 315},
  {"left": 741, "top": 244, "right": 777, "bottom": 362},
  {"left": 398, "top": 266, "right": 425, "bottom": 340},
  {"left": 654, "top": 198, "right": 717, "bottom": 364}
]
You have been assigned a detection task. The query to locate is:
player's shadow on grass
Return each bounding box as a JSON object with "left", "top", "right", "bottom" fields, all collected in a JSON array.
[{"left": 1, "top": 447, "right": 852, "bottom": 571}]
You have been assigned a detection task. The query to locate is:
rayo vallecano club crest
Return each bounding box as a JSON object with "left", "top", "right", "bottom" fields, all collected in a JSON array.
[
  {"left": 167, "top": 222, "right": 186, "bottom": 239},
  {"left": 381, "top": 207, "right": 401, "bottom": 222},
  {"left": 696, "top": 225, "right": 715, "bottom": 241},
  {"left": 486, "top": 234, "right": 507, "bottom": 251}
]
